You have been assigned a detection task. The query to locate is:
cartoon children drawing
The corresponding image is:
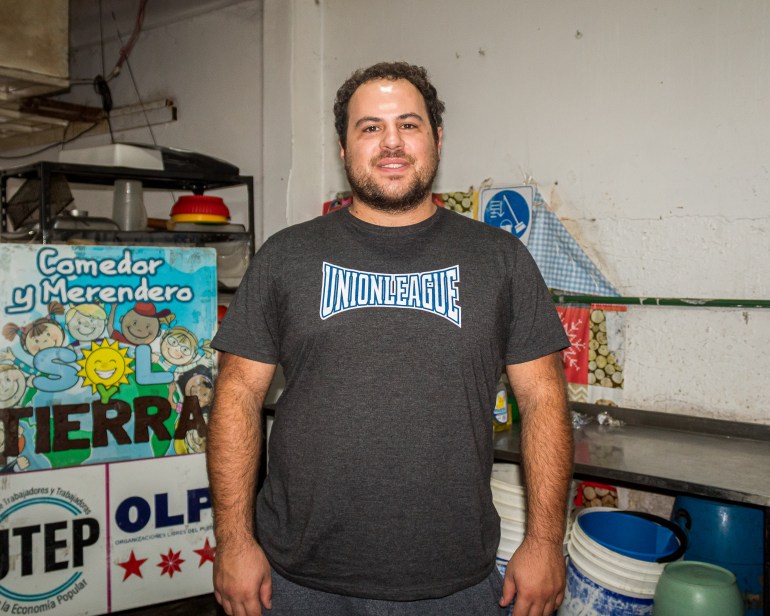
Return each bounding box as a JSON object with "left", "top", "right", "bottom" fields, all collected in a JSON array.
[
  {"left": 65, "top": 301, "right": 108, "bottom": 355},
  {"left": 0, "top": 418, "right": 30, "bottom": 473},
  {"left": 108, "top": 301, "right": 175, "bottom": 348},
  {"left": 1, "top": 301, "right": 67, "bottom": 374},
  {"left": 0, "top": 363, "right": 30, "bottom": 409},
  {"left": 172, "top": 366, "right": 214, "bottom": 454},
  {"left": 159, "top": 326, "right": 213, "bottom": 374}
]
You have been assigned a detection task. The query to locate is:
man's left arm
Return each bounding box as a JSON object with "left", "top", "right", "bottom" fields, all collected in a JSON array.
[{"left": 500, "top": 351, "right": 574, "bottom": 615}]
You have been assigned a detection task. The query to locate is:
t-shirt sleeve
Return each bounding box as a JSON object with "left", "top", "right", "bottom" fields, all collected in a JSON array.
[
  {"left": 211, "top": 240, "right": 280, "bottom": 364},
  {"left": 504, "top": 242, "right": 570, "bottom": 364}
]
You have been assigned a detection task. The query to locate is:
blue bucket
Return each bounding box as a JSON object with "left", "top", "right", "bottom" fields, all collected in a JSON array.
[
  {"left": 672, "top": 495, "right": 763, "bottom": 564},
  {"left": 577, "top": 510, "right": 686, "bottom": 563},
  {"left": 672, "top": 495, "right": 763, "bottom": 615}
]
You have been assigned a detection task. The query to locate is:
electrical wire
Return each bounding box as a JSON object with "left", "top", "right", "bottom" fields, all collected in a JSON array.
[
  {"left": 97, "top": 0, "right": 115, "bottom": 143},
  {"left": 112, "top": 10, "right": 158, "bottom": 148},
  {"left": 67, "top": 0, "right": 148, "bottom": 85},
  {"left": 100, "top": 0, "right": 107, "bottom": 77},
  {"left": 0, "top": 122, "right": 101, "bottom": 160},
  {"left": 109, "top": 4, "right": 175, "bottom": 203},
  {"left": 93, "top": 75, "right": 115, "bottom": 142},
  {"left": 107, "top": 0, "right": 148, "bottom": 81}
]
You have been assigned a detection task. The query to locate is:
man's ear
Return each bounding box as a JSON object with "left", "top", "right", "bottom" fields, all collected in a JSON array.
[
  {"left": 436, "top": 127, "right": 443, "bottom": 156},
  {"left": 339, "top": 140, "right": 345, "bottom": 161}
]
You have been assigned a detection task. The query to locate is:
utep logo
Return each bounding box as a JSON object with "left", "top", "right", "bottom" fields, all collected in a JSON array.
[
  {"left": 0, "top": 493, "right": 99, "bottom": 609},
  {"left": 320, "top": 262, "right": 462, "bottom": 327}
]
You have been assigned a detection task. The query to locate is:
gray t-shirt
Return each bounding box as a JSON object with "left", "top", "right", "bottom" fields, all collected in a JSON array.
[{"left": 212, "top": 206, "right": 569, "bottom": 600}]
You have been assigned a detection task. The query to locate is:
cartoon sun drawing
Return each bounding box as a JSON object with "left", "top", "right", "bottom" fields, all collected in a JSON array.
[{"left": 77, "top": 339, "right": 134, "bottom": 403}]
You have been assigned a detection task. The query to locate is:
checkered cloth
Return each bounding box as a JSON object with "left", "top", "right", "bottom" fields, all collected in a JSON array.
[{"left": 527, "top": 190, "right": 619, "bottom": 296}]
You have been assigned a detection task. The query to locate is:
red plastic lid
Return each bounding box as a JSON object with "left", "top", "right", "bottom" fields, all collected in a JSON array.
[{"left": 171, "top": 195, "right": 230, "bottom": 219}]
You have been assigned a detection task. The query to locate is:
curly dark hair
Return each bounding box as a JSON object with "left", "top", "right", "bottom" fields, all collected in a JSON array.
[{"left": 334, "top": 62, "right": 445, "bottom": 148}]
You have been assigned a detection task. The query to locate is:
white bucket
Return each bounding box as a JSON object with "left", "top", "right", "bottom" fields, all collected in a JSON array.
[
  {"left": 570, "top": 521, "right": 664, "bottom": 589},
  {"left": 492, "top": 461, "right": 524, "bottom": 616},
  {"left": 498, "top": 535, "right": 522, "bottom": 558},
  {"left": 492, "top": 489, "right": 527, "bottom": 510},
  {"left": 491, "top": 463, "right": 527, "bottom": 522},
  {"left": 493, "top": 499, "right": 527, "bottom": 524},
  {"left": 492, "top": 462, "right": 523, "bottom": 486},
  {"left": 500, "top": 517, "right": 525, "bottom": 537},
  {"left": 491, "top": 477, "right": 526, "bottom": 496},
  {"left": 557, "top": 509, "right": 669, "bottom": 616}
]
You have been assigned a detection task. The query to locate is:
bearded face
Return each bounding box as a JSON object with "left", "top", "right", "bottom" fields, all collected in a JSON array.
[{"left": 342, "top": 78, "right": 442, "bottom": 214}]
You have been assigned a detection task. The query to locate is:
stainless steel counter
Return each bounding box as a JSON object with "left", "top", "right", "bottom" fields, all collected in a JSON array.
[
  {"left": 493, "top": 403, "right": 770, "bottom": 507},
  {"left": 493, "top": 402, "right": 770, "bottom": 614}
]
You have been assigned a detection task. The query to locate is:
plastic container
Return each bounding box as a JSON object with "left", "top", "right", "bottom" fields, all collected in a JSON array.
[
  {"left": 170, "top": 195, "right": 230, "bottom": 218},
  {"left": 672, "top": 495, "right": 762, "bottom": 614},
  {"left": 558, "top": 508, "right": 686, "bottom": 616},
  {"left": 578, "top": 510, "right": 685, "bottom": 562},
  {"left": 491, "top": 462, "right": 523, "bottom": 486},
  {"left": 653, "top": 561, "right": 744, "bottom": 616},
  {"left": 112, "top": 179, "right": 147, "bottom": 231},
  {"left": 492, "top": 490, "right": 527, "bottom": 512},
  {"left": 492, "top": 380, "right": 512, "bottom": 431}
]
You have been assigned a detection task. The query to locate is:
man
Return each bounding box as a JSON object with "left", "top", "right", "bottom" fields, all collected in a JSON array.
[{"left": 208, "top": 61, "right": 573, "bottom": 616}]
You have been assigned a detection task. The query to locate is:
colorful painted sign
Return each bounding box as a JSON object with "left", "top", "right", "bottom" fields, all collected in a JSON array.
[
  {"left": 0, "top": 454, "right": 213, "bottom": 615},
  {"left": 0, "top": 245, "right": 217, "bottom": 472}
]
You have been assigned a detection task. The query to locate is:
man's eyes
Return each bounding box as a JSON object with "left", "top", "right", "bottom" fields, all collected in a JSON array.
[{"left": 361, "top": 123, "right": 418, "bottom": 132}]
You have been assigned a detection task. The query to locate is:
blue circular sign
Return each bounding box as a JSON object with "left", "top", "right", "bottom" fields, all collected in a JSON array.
[{"left": 483, "top": 190, "right": 530, "bottom": 238}]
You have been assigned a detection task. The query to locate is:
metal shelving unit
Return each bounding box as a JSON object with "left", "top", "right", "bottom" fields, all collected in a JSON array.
[{"left": 0, "top": 160, "right": 255, "bottom": 292}]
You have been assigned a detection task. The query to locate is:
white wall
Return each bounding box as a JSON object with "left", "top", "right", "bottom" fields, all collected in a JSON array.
[
  {"left": 5, "top": 0, "right": 765, "bottom": 423},
  {"left": 263, "top": 0, "right": 770, "bottom": 424}
]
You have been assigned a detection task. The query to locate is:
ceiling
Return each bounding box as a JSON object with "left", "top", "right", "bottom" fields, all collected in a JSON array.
[{"left": 69, "top": 0, "right": 247, "bottom": 49}]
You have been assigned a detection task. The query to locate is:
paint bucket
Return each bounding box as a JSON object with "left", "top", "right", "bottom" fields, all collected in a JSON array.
[
  {"left": 492, "top": 474, "right": 526, "bottom": 560},
  {"left": 491, "top": 464, "right": 528, "bottom": 524},
  {"left": 558, "top": 509, "right": 687, "bottom": 615},
  {"left": 672, "top": 495, "right": 762, "bottom": 614},
  {"left": 492, "top": 463, "right": 526, "bottom": 584},
  {"left": 491, "top": 462, "right": 523, "bottom": 486},
  {"left": 489, "top": 462, "right": 527, "bottom": 616}
]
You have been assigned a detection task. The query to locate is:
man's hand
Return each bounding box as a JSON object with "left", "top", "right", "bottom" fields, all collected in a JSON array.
[
  {"left": 499, "top": 537, "right": 566, "bottom": 616},
  {"left": 214, "top": 538, "right": 273, "bottom": 616}
]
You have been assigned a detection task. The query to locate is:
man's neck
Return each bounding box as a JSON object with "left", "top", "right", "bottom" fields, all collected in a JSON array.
[{"left": 347, "top": 197, "right": 437, "bottom": 227}]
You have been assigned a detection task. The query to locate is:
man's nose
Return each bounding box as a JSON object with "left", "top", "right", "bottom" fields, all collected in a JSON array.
[{"left": 380, "top": 124, "right": 404, "bottom": 150}]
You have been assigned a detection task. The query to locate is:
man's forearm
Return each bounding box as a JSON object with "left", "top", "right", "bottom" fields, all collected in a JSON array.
[
  {"left": 509, "top": 353, "right": 574, "bottom": 544},
  {"left": 206, "top": 354, "right": 274, "bottom": 547}
]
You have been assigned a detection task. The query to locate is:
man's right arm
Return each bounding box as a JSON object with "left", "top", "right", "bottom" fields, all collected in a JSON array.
[{"left": 207, "top": 352, "right": 276, "bottom": 616}]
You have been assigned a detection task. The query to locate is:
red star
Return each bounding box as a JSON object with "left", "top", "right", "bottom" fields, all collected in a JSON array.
[
  {"left": 157, "top": 548, "right": 185, "bottom": 578},
  {"left": 193, "top": 537, "right": 216, "bottom": 567},
  {"left": 118, "top": 550, "right": 147, "bottom": 581}
]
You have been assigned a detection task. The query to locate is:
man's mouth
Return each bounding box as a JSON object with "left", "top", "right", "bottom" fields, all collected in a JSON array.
[{"left": 376, "top": 157, "right": 411, "bottom": 171}]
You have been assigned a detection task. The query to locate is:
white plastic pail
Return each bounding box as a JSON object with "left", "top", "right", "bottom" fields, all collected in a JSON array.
[{"left": 558, "top": 509, "right": 683, "bottom": 616}]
